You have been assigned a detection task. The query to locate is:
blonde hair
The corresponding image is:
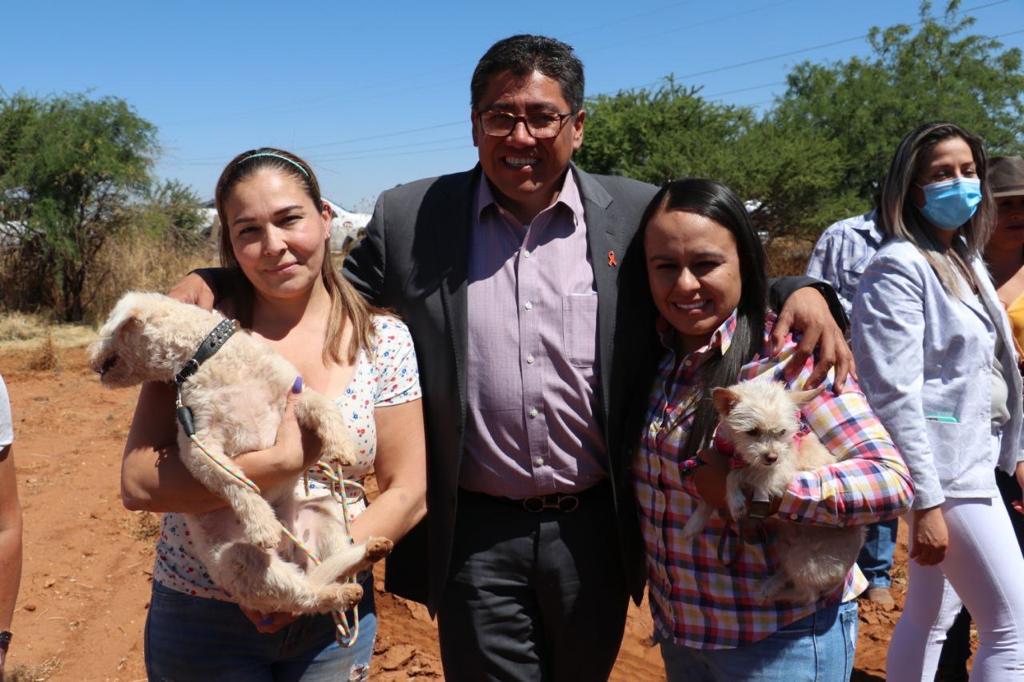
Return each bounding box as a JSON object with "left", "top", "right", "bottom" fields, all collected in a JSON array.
[
  {"left": 214, "top": 147, "right": 380, "bottom": 364},
  {"left": 878, "top": 122, "right": 995, "bottom": 297}
]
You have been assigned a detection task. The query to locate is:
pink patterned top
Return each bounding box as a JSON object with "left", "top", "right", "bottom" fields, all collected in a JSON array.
[{"left": 152, "top": 314, "right": 421, "bottom": 600}]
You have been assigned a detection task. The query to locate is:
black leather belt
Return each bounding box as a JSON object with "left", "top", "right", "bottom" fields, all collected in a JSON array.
[{"left": 459, "top": 480, "right": 610, "bottom": 514}]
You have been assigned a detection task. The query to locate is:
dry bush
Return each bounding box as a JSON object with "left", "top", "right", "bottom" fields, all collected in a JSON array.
[
  {"left": 25, "top": 336, "right": 59, "bottom": 372},
  {"left": 765, "top": 237, "right": 815, "bottom": 277},
  {"left": 86, "top": 229, "right": 216, "bottom": 322}
]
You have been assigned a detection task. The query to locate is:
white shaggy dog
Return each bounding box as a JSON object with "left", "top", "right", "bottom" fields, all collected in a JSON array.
[
  {"left": 682, "top": 380, "right": 864, "bottom": 605},
  {"left": 91, "top": 292, "right": 392, "bottom": 614}
]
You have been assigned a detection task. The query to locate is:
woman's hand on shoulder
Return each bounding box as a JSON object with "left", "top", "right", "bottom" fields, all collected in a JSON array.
[{"left": 910, "top": 506, "right": 948, "bottom": 566}]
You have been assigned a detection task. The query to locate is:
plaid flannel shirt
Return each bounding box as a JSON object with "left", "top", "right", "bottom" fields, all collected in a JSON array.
[{"left": 634, "top": 311, "right": 913, "bottom": 649}]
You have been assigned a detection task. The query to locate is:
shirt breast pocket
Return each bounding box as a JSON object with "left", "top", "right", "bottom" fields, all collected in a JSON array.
[{"left": 562, "top": 293, "right": 598, "bottom": 368}]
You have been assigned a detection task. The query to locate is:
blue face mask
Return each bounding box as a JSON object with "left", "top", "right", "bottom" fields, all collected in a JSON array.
[{"left": 918, "top": 177, "right": 982, "bottom": 231}]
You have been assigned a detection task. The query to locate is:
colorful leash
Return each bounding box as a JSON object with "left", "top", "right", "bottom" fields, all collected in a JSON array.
[{"left": 179, "top": 394, "right": 365, "bottom": 648}]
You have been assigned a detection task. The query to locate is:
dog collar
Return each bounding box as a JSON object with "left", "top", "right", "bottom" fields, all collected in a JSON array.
[{"left": 174, "top": 318, "right": 238, "bottom": 386}]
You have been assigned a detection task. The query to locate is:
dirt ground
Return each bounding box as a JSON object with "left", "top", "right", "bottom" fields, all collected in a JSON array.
[{"left": 0, "top": 341, "right": 910, "bottom": 681}]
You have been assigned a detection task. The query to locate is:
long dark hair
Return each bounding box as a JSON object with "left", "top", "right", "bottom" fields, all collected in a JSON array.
[{"left": 636, "top": 178, "right": 768, "bottom": 459}]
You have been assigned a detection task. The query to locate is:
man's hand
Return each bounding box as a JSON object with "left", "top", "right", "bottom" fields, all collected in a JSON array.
[
  {"left": 771, "top": 287, "right": 853, "bottom": 390},
  {"left": 910, "top": 506, "right": 948, "bottom": 566},
  {"left": 168, "top": 272, "right": 216, "bottom": 311},
  {"left": 239, "top": 605, "right": 299, "bottom": 634}
]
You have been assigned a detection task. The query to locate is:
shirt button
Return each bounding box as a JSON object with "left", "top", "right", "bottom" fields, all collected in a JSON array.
[
  {"left": 524, "top": 301, "right": 533, "bottom": 310},
  {"left": 789, "top": 513, "right": 798, "bottom": 521},
  {"left": 524, "top": 250, "right": 532, "bottom": 258},
  {"left": 534, "top": 457, "right": 544, "bottom": 466},
  {"left": 526, "top": 354, "right": 535, "bottom": 364},
  {"left": 529, "top": 407, "right": 539, "bottom": 418}
]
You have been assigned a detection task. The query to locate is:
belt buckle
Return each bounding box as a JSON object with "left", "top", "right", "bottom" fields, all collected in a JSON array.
[{"left": 522, "top": 494, "right": 579, "bottom": 513}]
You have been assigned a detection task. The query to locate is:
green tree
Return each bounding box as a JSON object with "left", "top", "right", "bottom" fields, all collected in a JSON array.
[
  {"left": 576, "top": 77, "right": 754, "bottom": 186},
  {"left": 137, "top": 179, "right": 207, "bottom": 249},
  {"left": 575, "top": 79, "right": 853, "bottom": 237},
  {"left": 575, "top": 1, "right": 1023, "bottom": 239},
  {"left": 773, "top": 0, "right": 1024, "bottom": 212},
  {"left": 0, "top": 92, "right": 158, "bottom": 320}
]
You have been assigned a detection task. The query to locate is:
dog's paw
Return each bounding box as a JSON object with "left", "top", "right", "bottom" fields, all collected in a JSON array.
[
  {"left": 246, "top": 522, "right": 283, "bottom": 551},
  {"left": 320, "top": 441, "right": 357, "bottom": 469},
  {"left": 363, "top": 536, "right": 393, "bottom": 562},
  {"left": 317, "top": 582, "right": 364, "bottom": 612}
]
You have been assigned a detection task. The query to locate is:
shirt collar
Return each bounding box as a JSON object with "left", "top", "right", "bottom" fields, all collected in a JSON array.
[
  {"left": 854, "top": 210, "right": 885, "bottom": 246},
  {"left": 475, "top": 168, "right": 585, "bottom": 226},
  {"left": 656, "top": 309, "right": 739, "bottom": 357}
]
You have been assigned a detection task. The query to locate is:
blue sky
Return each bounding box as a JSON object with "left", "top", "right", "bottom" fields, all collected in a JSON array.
[{"left": 2, "top": 0, "right": 1022, "bottom": 209}]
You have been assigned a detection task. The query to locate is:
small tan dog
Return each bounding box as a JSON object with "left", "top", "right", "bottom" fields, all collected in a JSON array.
[
  {"left": 681, "top": 379, "right": 864, "bottom": 605},
  {"left": 91, "top": 292, "right": 392, "bottom": 614}
]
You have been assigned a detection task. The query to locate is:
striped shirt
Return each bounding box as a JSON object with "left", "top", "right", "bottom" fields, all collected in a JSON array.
[
  {"left": 805, "top": 211, "right": 883, "bottom": 316},
  {"left": 633, "top": 311, "right": 913, "bottom": 649}
]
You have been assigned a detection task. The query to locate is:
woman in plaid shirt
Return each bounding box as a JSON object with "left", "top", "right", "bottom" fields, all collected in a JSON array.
[{"left": 631, "top": 178, "right": 913, "bottom": 681}]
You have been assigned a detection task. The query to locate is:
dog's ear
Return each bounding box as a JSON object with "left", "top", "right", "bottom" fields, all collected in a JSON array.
[
  {"left": 114, "top": 309, "right": 145, "bottom": 343},
  {"left": 789, "top": 383, "right": 825, "bottom": 406},
  {"left": 711, "top": 387, "right": 740, "bottom": 416}
]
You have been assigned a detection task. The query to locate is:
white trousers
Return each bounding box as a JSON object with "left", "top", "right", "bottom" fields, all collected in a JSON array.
[{"left": 887, "top": 496, "right": 1024, "bottom": 681}]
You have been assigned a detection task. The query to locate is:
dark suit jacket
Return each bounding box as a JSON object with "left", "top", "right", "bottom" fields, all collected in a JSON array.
[
  {"left": 341, "top": 163, "right": 838, "bottom": 613},
  {"left": 343, "top": 164, "right": 659, "bottom": 613}
]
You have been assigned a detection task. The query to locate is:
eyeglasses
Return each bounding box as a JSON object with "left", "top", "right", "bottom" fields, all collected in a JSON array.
[{"left": 476, "top": 110, "right": 576, "bottom": 139}]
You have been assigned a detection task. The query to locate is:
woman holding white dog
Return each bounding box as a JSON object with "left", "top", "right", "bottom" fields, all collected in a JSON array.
[
  {"left": 121, "top": 148, "right": 427, "bottom": 680},
  {"left": 852, "top": 123, "right": 1024, "bottom": 680},
  {"left": 629, "top": 178, "right": 913, "bottom": 681}
]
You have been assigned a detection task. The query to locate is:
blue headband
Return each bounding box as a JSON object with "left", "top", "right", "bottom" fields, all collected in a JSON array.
[{"left": 240, "top": 152, "right": 310, "bottom": 178}]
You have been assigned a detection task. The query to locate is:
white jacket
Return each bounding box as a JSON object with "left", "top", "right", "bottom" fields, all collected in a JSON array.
[{"left": 852, "top": 239, "right": 1024, "bottom": 509}]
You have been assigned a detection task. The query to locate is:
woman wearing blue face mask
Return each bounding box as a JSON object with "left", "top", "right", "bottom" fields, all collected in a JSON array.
[{"left": 852, "top": 122, "right": 1024, "bottom": 679}]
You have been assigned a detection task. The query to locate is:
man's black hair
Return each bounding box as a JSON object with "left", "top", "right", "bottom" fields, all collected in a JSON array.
[{"left": 471, "top": 34, "right": 584, "bottom": 113}]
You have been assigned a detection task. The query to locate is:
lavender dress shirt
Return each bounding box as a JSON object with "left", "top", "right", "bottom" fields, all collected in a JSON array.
[{"left": 460, "top": 171, "right": 607, "bottom": 498}]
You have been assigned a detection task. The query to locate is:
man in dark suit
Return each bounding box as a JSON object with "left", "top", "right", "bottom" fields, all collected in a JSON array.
[
  {"left": 173, "top": 33, "right": 849, "bottom": 681},
  {"left": 341, "top": 35, "right": 849, "bottom": 681}
]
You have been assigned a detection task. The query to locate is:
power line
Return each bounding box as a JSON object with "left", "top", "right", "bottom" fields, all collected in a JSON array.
[{"left": 168, "top": 4, "right": 1018, "bottom": 165}]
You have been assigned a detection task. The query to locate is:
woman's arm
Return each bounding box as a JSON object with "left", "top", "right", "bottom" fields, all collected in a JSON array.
[
  {"left": 121, "top": 381, "right": 312, "bottom": 513},
  {"left": 851, "top": 254, "right": 944, "bottom": 510},
  {"left": 346, "top": 399, "right": 427, "bottom": 543},
  {"left": 775, "top": 375, "right": 914, "bottom": 527},
  {"left": 0, "top": 444, "right": 22, "bottom": 637}
]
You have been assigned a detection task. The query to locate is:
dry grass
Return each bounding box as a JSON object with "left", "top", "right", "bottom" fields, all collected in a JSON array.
[
  {"left": 0, "top": 312, "right": 51, "bottom": 342},
  {"left": 129, "top": 511, "right": 162, "bottom": 542},
  {"left": 6, "top": 656, "right": 62, "bottom": 682},
  {"left": 0, "top": 313, "right": 95, "bottom": 352}
]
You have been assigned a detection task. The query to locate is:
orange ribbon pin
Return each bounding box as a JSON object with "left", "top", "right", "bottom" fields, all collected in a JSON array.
[{"left": 607, "top": 250, "right": 617, "bottom": 268}]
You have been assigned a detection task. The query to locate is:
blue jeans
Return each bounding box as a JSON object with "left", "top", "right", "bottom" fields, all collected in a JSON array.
[
  {"left": 659, "top": 600, "right": 858, "bottom": 682},
  {"left": 857, "top": 519, "right": 898, "bottom": 588},
  {"left": 145, "top": 580, "right": 375, "bottom": 681}
]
